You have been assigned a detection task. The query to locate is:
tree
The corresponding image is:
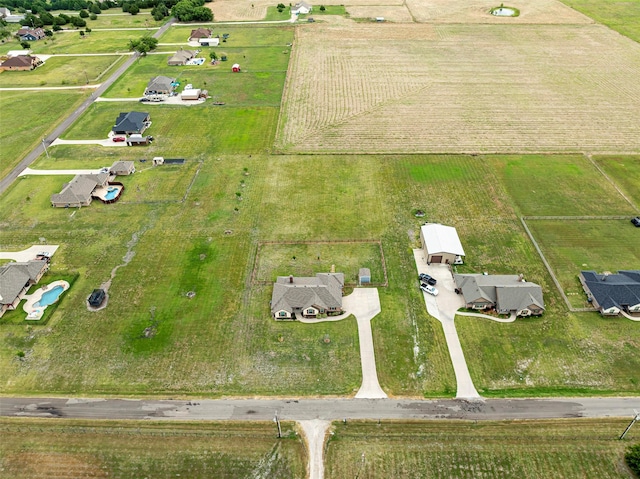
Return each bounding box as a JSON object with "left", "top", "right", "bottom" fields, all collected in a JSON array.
[
  {"left": 90, "top": 13, "right": 97, "bottom": 19},
  {"left": 85, "top": 27, "right": 92, "bottom": 32},
  {"left": 40, "top": 11, "right": 55, "bottom": 25},
  {"left": 79, "top": 30, "right": 85, "bottom": 36},
  {"left": 53, "top": 24, "right": 62, "bottom": 31},
  {"left": 172, "top": 0, "right": 212, "bottom": 22},
  {"left": 209, "top": 50, "right": 217, "bottom": 62},
  {"left": 44, "top": 29, "right": 53, "bottom": 36},
  {"left": 319, "top": 5, "right": 325, "bottom": 11},
  {"left": 79, "top": 9, "right": 89, "bottom": 17},
  {"left": 129, "top": 35, "right": 158, "bottom": 55},
  {"left": 20, "top": 41, "right": 31, "bottom": 49},
  {"left": 627, "top": 444, "right": 640, "bottom": 477},
  {"left": 151, "top": 2, "right": 169, "bottom": 20},
  {"left": 90, "top": 3, "right": 101, "bottom": 14},
  {"left": 128, "top": 4, "right": 140, "bottom": 15},
  {"left": 70, "top": 16, "right": 87, "bottom": 27}
]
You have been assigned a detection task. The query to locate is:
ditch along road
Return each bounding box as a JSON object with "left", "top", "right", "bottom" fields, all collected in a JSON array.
[
  {"left": 0, "top": 17, "right": 176, "bottom": 197},
  {"left": 1, "top": 396, "right": 638, "bottom": 421}
]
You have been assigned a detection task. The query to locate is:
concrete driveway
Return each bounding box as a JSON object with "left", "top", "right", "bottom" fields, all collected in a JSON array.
[
  {"left": 413, "top": 250, "right": 480, "bottom": 399},
  {"left": 19, "top": 167, "right": 107, "bottom": 177},
  {"left": 0, "top": 245, "right": 59, "bottom": 262},
  {"left": 51, "top": 138, "right": 128, "bottom": 147},
  {"left": 299, "top": 288, "right": 387, "bottom": 399}
]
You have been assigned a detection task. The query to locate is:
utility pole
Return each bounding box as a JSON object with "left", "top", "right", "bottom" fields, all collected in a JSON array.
[
  {"left": 620, "top": 410, "right": 640, "bottom": 440},
  {"left": 274, "top": 412, "right": 282, "bottom": 438},
  {"left": 42, "top": 138, "right": 49, "bottom": 158}
]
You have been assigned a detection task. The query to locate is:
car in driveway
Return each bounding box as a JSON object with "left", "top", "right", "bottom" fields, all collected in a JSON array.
[
  {"left": 112, "top": 136, "right": 125, "bottom": 142},
  {"left": 419, "top": 273, "right": 437, "bottom": 285},
  {"left": 632, "top": 217, "right": 640, "bottom": 227},
  {"left": 420, "top": 282, "right": 439, "bottom": 296}
]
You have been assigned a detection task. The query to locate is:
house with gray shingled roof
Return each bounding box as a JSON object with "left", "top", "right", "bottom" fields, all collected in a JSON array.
[
  {"left": 579, "top": 270, "right": 640, "bottom": 316},
  {"left": 0, "top": 260, "right": 48, "bottom": 317},
  {"left": 271, "top": 273, "right": 344, "bottom": 319},
  {"left": 50, "top": 173, "right": 109, "bottom": 208},
  {"left": 144, "top": 76, "right": 175, "bottom": 97},
  {"left": 454, "top": 274, "right": 545, "bottom": 317},
  {"left": 112, "top": 111, "right": 150, "bottom": 135}
]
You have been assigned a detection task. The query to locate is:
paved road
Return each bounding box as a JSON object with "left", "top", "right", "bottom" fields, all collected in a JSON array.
[
  {"left": 1, "top": 396, "right": 638, "bottom": 421},
  {"left": 0, "top": 18, "right": 175, "bottom": 197}
]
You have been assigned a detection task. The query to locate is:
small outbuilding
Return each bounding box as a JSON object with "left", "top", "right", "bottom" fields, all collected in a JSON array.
[
  {"left": 232, "top": 63, "right": 241, "bottom": 72},
  {"left": 109, "top": 161, "right": 135, "bottom": 176},
  {"left": 420, "top": 223, "right": 465, "bottom": 265},
  {"left": 359, "top": 268, "right": 371, "bottom": 285},
  {"left": 181, "top": 88, "right": 201, "bottom": 100}
]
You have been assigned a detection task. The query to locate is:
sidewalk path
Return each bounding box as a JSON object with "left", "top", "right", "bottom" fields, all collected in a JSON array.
[
  {"left": 456, "top": 310, "right": 517, "bottom": 323},
  {"left": 19, "top": 167, "right": 106, "bottom": 177},
  {"left": 0, "top": 245, "right": 59, "bottom": 262},
  {"left": 298, "top": 288, "right": 387, "bottom": 399},
  {"left": 413, "top": 250, "right": 480, "bottom": 399}
]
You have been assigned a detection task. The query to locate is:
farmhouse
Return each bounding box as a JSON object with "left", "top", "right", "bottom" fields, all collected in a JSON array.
[
  {"left": 144, "top": 76, "right": 176, "bottom": 97},
  {"left": 17, "top": 27, "right": 45, "bottom": 41},
  {"left": 167, "top": 50, "right": 197, "bottom": 66},
  {"left": 112, "top": 111, "right": 150, "bottom": 135},
  {"left": 189, "top": 27, "right": 212, "bottom": 41},
  {"left": 579, "top": 270, "right": 640, "bottom": 316},
  {"left": 454, "top": 274, "right": 545, "bottom": 316},
  {"left": 109, "top": 161, "right": 135, "bottom": 175},
  {"left": 50, "top": 172, "right": 109, "bottom": 208},
  {"left": 0, "top": 260, "right": 49, "bottom": 318},
  {"left": 292, "top": 1, "right": 312, "bottom": 14},
  {"left": 420, "top": 223, "right": 465, "bottom": 265},
  {"left": 0, "top": 55, "right": 41, "bottom": 71},
  {"left": 271, "top": 273, "right": 344, "bottom": 319}
]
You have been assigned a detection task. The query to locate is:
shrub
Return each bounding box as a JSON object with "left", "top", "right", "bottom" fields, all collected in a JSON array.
[{"left": 627, "top": 444, "right": 640, "bottom": 476}]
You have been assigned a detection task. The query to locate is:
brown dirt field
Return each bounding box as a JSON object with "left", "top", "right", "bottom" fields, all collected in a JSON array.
[
  {"left": 206, "top": 0, "right": 272, "bottom": 21},
  {"left": 405, "top": 0, "right": 594, "bottom": 24},
  {"left": 347, "top": 5, "right": 415, "bottom": 22},
  {"left": 276, "top": 23, "right": 640, "bottom": 154}
]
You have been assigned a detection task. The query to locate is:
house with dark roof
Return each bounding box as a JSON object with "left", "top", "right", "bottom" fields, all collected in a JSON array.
[
  {"left": 50, "top": 172, "right": 110, "bottom": 208},
  {"left": 0, "top": 54, "right": 41, "bottom": 71},
  {"left": 112, "top": 111, "right": 150, "bottom": 135},
  {"left": 579, "top": 270, "right": 640, "bottom": 316},
  {"left": 144, "top": 76, "right": 176, "bottom": 97},
  {"left": 454, "top": 274, "right": 545, "bottom": 317},
  {"left": 189, "top": 27, "right": 212, "bottom": 41},
  {"left": 0, "top": 260, "right": 49, "bottom": 317},
  {"left": 17, "top": 27, "right": 45, "bottom": 41},
  {"left": 271, "top": 273, "right": 344, "bottom": 319},
  {"left": 168, "top": 50, "right": 197, "bottom": 66}
]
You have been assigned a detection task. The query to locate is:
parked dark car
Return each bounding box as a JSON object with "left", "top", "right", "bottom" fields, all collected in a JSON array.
[
  {"left": 632, "top": 217, "right": 640, "bottom": 227},
  {"left": 419, "top": 273, "right": 437, "bottom": 285}
]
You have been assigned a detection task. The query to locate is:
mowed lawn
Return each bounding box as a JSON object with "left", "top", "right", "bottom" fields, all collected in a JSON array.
[
  {"left": 559, "top": 0, "right": 640, "bottom": 42},
  {"left": 158, "top": 24, "right": 294, "bottom": 46},
  {"left": 0, "top": 418, "right": 306, "bottom": 478},
  {"left": 0, "top": 55, "right": 127, "bottom": 87},
  {"left": 0, "top": 90, "right": 89, "bottom": 178},
  {"left": 594, "top": 155, "right": 640, "bottom": 207},
  {"left": 325, "top": 419, "right": 638, "bottom": 478}
]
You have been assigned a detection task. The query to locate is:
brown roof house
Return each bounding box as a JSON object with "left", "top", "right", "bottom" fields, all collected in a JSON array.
[
  {"left": 50, "top": 172, "right": 109, "bottom": 208},
  {"left": 0, "top": 54, "right": 41, "bottom": 71},
  {"left": 189, "top": 28, "right": 212, "bottom": 41},
  {"left": 17, "top": 27, "right": 46, "bottom": 41},
  {"left": 454, "top": 274, "right": 545, "bottom": 317},
  {"left": 109, "top": 161, "right": 135, "bottom": 176},
  {"left": 0, "top": 260, "right": 49, "bottom": 317},
  {"left": 271, "top": 273, "right": 344, "bottom": 320},
  {"left": 167, "top": 49, "right": 197, "bottom": 66}
]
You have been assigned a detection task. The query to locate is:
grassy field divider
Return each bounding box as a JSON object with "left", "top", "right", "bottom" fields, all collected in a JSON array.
[{"left": 585, "top": 153, "right": 639, "bottom": 211}]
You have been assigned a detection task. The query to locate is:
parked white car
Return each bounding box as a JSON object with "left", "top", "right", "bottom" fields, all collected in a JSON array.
[{"left": 420, "top": 283, "right": 439, "bottom": 296}]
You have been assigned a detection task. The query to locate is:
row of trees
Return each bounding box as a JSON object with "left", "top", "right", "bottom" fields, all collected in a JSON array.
[{"left": 171, "top": 0, "right": 212, "bottom": 22}]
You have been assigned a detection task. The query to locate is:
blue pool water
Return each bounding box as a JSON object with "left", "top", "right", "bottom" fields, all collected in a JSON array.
[
  {"left": 104, "top": 187, "right": 119, "bottom": 201},
  {"left": 33, "top": 285, "right": 65, "bottom": 307}
]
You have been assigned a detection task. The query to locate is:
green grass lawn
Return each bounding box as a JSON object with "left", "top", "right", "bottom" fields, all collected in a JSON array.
[
  {"left": 0, "top": 90, "right": 89, "bottom": 178},
  {"left": 0, "top": 418, "right": 306, "bottom": 478},
  {"left": 325, "top": 419, "right": 638, "bottom": 478},
  {"left": 85, "top": 10, "right": 164, "bottom": 29},
  {"left": 159, "top": 24, "right": 294, "bottom": 46},
  {"left": 103, "top": 48, "right": 288, "bottom": 103},
  {"left": 0, "top": 55, "right": 126, "bottom": 87},
  {"left": 559, "top": 0, "right": 640, "bottom": 43},
  {"left": 490, "top": 154, "right": 637, "bottom": 217},
  {"left": 0, "top": 30, "right": 149, "bottom": 56},
  {"left": 593, "top": 155, "right": 640, "bottom": 208},
  {"left": 526, "top": 219, "right": 640, "bottom": 308}
]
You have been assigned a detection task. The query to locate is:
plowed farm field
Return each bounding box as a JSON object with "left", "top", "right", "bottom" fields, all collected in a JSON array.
[{"left": 277, "top": 23, "right": 640, "bottom": 154}]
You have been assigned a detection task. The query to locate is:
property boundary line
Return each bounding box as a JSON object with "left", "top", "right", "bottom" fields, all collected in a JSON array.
[
  {"left": 584, "top": 153, "right": 639, "bottom": 212},
  {"left": 251, "top": 239, "right": 388, "bottom": 287}
]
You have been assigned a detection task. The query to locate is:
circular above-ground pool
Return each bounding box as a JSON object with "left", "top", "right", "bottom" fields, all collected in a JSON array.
[{"left": 490, "top": 6, "right": 519, "bottom": 16}]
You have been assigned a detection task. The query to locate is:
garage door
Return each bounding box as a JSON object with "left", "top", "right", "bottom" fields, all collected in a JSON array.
[{"left": 431, "top": 255, "right": 442, "bottom": 263}]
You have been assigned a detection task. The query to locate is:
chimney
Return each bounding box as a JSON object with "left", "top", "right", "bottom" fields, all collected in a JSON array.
[{"left": 289, "top": 275, "right": 293, "bottom": 284}]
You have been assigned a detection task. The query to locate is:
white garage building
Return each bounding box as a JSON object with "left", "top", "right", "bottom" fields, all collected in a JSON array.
[{"left": 420, "top": 223, "right": 465, "bottom": 265}]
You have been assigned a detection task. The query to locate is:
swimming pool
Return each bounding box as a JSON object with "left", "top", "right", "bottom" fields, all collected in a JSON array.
[
  {"left": 33, "top": 285, "right": 65, "bottom": 307},
  {"left": 104, "top": 187, "right": 120, "bottom": 201}
]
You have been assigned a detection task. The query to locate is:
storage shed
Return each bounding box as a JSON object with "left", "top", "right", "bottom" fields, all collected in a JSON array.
[
  {"left": 181, "top": 88, "right": 201, "bottom": 100},
  {"left": 420, "top": 223, "right": 465, "bottom": 265},
  {"left": 359, "top": 268, "right": 371, "bottom": 285}
]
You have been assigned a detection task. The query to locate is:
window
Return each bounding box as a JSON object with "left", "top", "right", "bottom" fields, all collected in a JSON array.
[{"left": 307, "top": 309, "right": 315, "bottom": 315}]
